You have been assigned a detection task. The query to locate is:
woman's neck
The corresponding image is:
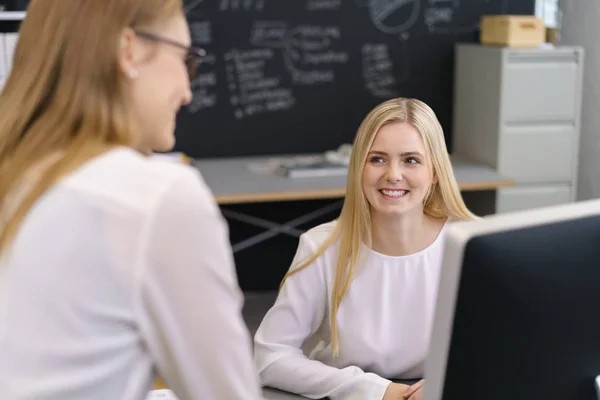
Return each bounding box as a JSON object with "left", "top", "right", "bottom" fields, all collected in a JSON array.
[{"left": 370, "top": 210, "right": 446, "bottom": 257}]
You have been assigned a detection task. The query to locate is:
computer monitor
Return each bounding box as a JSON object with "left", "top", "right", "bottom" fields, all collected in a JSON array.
[{"left": 423, "top": 200, "right": 600, "bottom": 400}]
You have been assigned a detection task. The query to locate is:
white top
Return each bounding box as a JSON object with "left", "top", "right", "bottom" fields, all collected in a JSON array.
[
  {"left": 254, "top": 220, "right": 447, "bottom": 400},
  {"left": 0, "top": 147, "right": 262, "bottom": 400}
]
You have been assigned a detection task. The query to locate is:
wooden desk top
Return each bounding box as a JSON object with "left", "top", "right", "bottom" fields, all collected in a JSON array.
[{"left": 192, "top": 154, "right": 514, "bottom": 205}]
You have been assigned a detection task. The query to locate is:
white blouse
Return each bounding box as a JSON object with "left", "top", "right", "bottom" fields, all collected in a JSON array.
[
  {"left": 254, "top": 220, "right": 447, "bottom": 400},
  {"left": 0, "top": 147, "right": 262, "bottom": 400}
]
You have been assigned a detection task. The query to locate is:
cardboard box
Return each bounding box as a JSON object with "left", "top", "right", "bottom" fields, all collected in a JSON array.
[
  {"left": 480, "top": 15, "right": 545, "bottom": 48},
  {"left": 546, "top": 27, "right": 560, "bottom": 45}
]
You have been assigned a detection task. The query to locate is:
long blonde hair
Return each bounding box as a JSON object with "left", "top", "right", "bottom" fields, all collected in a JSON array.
[
  {"left": 0, "top": 0, "right": 183, "bottom": 255},
  {"left": 281, "top": 98, "right": 478, "bottom": 356}
]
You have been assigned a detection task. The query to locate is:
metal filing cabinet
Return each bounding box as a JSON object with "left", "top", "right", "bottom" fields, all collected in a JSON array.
[{"left": 452, "top": 44, "right": 584, "bottom": 213}]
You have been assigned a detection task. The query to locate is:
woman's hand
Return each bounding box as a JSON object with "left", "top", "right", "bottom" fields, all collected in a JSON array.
[
  {"left": 382, "top": 383, "right": 410, "bottom": 400},
  {"left": 402, "top": 379, "right": 424, "bottom": 400}
]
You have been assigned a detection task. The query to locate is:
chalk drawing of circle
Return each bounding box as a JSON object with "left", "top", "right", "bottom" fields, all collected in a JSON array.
[{"left": 368, "top": 0, "right": 421, "bottom": 34}]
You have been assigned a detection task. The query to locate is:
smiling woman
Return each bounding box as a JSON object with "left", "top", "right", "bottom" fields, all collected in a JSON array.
[
  {"left": 253, "top": 97, "right": 478, "bottom": 400},
  {"left": 362, "top": 122, "right": 436, "bottom": 217}
]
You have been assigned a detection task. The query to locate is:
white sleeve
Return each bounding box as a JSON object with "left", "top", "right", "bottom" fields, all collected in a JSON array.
[
  {"left": 135, "top": 168, "right": 262, "bottom": 400},
  {"left": 253, "top": 233, "right": 391, "bottom": 400}
]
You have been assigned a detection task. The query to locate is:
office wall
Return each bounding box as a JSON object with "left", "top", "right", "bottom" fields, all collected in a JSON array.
[{"left": 560, "top": 0, "right": 600, "bottom": 201}]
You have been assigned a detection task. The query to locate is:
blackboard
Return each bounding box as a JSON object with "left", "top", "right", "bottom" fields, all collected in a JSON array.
[
  {"left": 175, "top": 0, "right": 535, "bottom": 158},
  {"left": 1, "top": 0, "right": 28, "bottom": 10}
]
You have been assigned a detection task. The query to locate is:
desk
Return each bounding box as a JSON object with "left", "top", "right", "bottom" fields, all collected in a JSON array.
[
  {"left": 192, "top": 154, "right": 514, "bottom": 253},
  {"left": 151, "top": 379, "right": 307, "bottom": 399},
  {"left": 152, "top": 379, "right": 420, "bottom": 399},
  {"left": 193, "top": 154, "right": 514, "bottom": 205},
  {"left": 261, "top": 379, "right": 420, "bottom": 399}
]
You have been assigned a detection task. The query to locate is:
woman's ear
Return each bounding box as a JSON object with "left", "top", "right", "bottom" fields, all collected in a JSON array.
[{"left": 117, "top": 27, "right": 140, "bottom": 80}]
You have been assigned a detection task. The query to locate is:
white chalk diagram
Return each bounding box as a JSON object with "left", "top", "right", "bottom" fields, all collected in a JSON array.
[
  {"left": 219, "top": 0, "right": 267, "bottom": 11},
  {"left": 282, "top": 25, "right": 349, "bottom": 86},
  {"left": 424, "top": 0, "right": 469, "bottom": 34},
  {"left": 250, "top": 21, "right": 288, "bottom": 48},
  {"left": 364, "top": 0, "right": 421, "bottom": 34},
  {"left": 425, "top": 0, "right": 509, "bottom": 35},
  {"left": 361, "top": 29, "right": 410, "bottom": 97},
  {"left": 184, "top": 0, "right": 216, "bottom": 115},
  {"left": 362, "top": 43, "right": 398, "bottom": 98},
  {"left": 189, "top": 20, "right": 212, "bottom": 45},
  {"left": 224, "top": 48, "right": 295, "bottom": 120},
  {"left": 188, "top": 53, "right": 218, "bottom": 114}
]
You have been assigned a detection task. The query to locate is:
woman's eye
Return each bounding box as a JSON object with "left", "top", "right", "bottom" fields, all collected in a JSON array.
[
  {"left": 405, "top": 157, "right": 420, "bottom": 164},
  {"left": 369, "top": 156, "right": 384, "bottom": 163}
]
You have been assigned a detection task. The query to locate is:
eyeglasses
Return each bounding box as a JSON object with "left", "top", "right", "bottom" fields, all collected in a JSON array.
[{"left": 134, "top": 31, "right": 206, "bottom": 81}]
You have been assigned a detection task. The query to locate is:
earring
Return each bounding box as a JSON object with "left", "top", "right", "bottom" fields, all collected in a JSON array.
[{"left": 129, "top": 69, "right": 139, "bottom": 79}]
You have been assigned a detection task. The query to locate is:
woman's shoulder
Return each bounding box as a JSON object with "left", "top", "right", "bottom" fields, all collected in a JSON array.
[
  {"left": 300, "top": 220, "right": 339, "bottom": 249},
  {"left": 67, "top": 147, "right": 197, "bottom": 182},
  {"left": 288, "top": 220, "right": 339, "bottom": 272},
  {"left": 63, "top": 147, "right": 213, "bottom": 211},
  {"left": 115, "top": 147, "right": 201, "bottom": 182}
]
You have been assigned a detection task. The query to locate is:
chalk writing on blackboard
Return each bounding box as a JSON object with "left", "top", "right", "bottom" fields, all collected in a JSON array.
[
  {"left": 219, "top": 0, "right": 267, "bottom": 11},
  {"left": 250, "top": 21, "right": 288, "bottom": 48},
  {"left": 424, "top": 6, "right": 453, "bottom": 33},
  {"left": 225, "top": 48, "right": 295, "bottom": 119},
  {"left": 283, "top": 25, "right": 348, "bottom": 86},
  {"left": 425, "top": 0, "right": 481, "bottom": 34},
  {"left": 362, "top": 43, "right": 398, "bottom": 98},
  {"left": 365, "top": 0, "right": 421, "bottom": 34},
  {"left": 189, "top": 21, "right": 212, "bottom": 45},
  {"left": 307, "top": 0, "right": 342, "bottom": 11},
  {"left": 188, "top": 54, "right": 218, "bottom": 113}
]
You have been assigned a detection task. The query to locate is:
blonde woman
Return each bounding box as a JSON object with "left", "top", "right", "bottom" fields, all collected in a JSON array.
[
  {"left": 0, "top": 1, "right": 262, "bottom": 399},
  {"left": 254, "top": 98, "right": 478, "bottom": 400}
]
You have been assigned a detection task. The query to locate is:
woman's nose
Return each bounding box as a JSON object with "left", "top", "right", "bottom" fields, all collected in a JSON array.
[
  {"left": 182, "top": 84, "right": 193, "bottom": 106},
  {"left": 385, "top": 163, "right": 403, "bottom": 182}
]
